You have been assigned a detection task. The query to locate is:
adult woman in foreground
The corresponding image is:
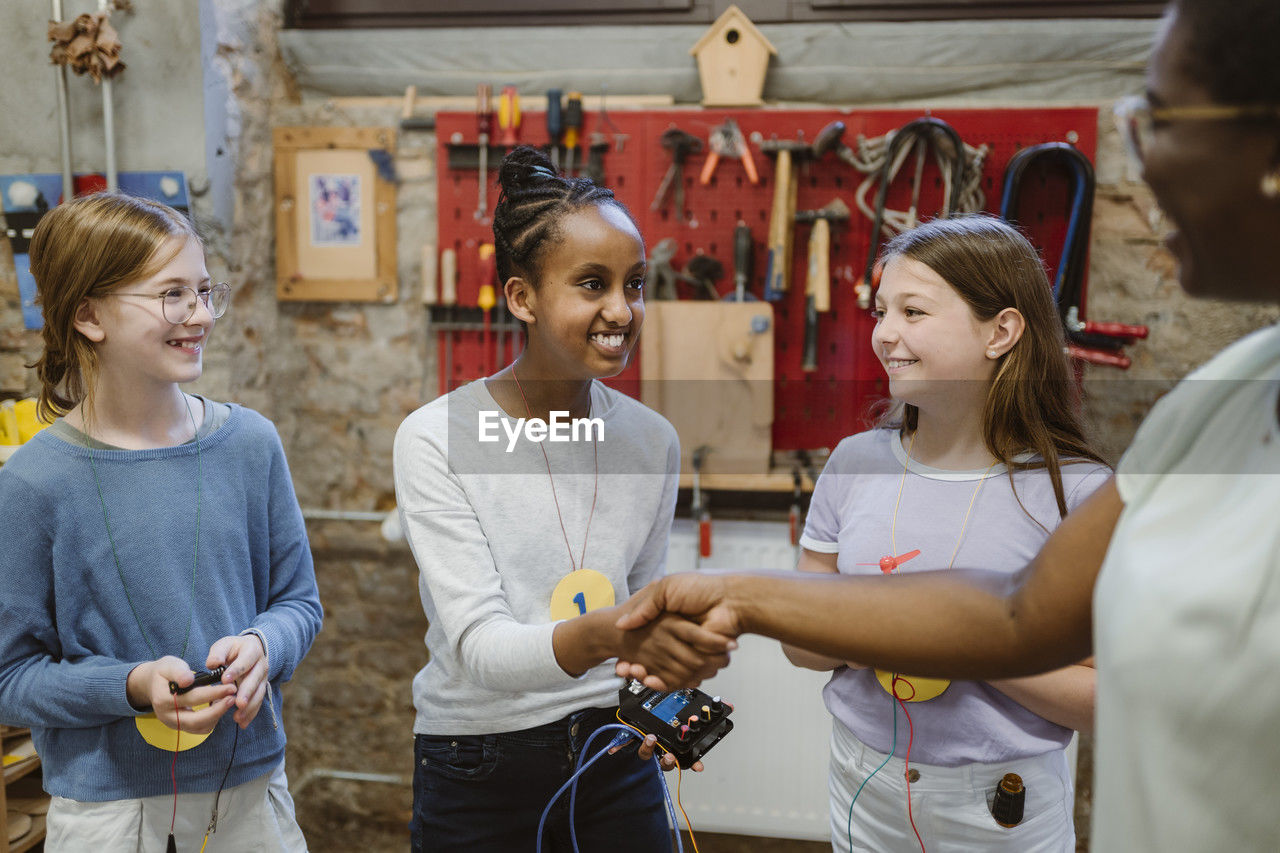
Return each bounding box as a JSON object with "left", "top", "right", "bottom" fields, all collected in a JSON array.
[{"left": 618, "top": 1, "right": 1280, "bottom": 849}]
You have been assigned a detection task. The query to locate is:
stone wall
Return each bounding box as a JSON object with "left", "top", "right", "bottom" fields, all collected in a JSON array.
[{"left": 1, "top": 3, "right": 1277, "bottom": 851}]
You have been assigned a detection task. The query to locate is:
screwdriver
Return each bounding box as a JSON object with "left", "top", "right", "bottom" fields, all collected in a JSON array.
[
  {"left": 497, "top": 85, "right": 520, "bottom": 147},
  {"left": 545, "top": 88, "right": 563, "bottom": 173},
  {"left": 733, "top": 221, "right": 753, "bottom": 301},
  {"left": 478, "top": 244, "right": 498, "bottom": 375},
  {"left": 563, "top": 91, "right": 583, "bottom": 177},
  {"left": 475, "top": 84, "right": 493, "bottom": 221}
]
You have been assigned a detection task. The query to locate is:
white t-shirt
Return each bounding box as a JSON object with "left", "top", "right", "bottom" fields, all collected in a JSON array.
[
  {"left": 803, "top": 428, "right": 1110, "bottom": 765},
  {"left": 1094, "top": 323, "right": 1280, "bottom": 851}
]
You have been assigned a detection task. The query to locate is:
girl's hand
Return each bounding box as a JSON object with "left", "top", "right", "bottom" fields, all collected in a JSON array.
[
  {"left": 207, "top": 633, "right": 269, "bottom": 729},
  {"left": 127, "top": 655, "right": 236, "bottom": 734},
  {"left": 615, "top": 611, "right": 733, "bottom": 691},
  {"left": 608, "top": 732, "right": 705, "bottom": 772}
]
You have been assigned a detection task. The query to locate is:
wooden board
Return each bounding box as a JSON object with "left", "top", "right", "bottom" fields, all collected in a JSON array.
[{"left": 641, "top": 302, "right": 774, "bottom": 475}]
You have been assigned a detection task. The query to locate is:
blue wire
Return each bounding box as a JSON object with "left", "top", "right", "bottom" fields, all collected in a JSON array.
[
  {"left": 536, "top": 722, "right": 683, "bottom": 853},
  {"left": 845, "top": 691, "right": 898, "bottom": 853}
]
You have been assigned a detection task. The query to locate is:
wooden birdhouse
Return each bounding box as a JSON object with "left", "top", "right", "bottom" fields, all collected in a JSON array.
[{"left": 690, "top": 5, "right": 777, "bottom": 107}]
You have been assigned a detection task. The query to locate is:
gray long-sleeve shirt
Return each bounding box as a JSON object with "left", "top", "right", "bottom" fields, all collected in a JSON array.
[{"left": 393, "top": 378, "right": 679, "bottom": 735}]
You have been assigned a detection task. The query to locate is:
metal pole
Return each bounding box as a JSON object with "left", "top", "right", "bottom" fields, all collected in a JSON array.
[
  {"left": 98, "top": 0, "right": 117, "bottom": 190},
  {"left": 51, "top": 0, "right": 74, "bottom": 200}
]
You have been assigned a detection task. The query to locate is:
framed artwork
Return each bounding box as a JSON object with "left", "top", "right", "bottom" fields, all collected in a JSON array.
[{"left": 273, "top": 126, "right": 397, "bottom": 302}]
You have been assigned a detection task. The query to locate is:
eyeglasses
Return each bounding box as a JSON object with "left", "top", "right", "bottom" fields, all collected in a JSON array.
[
  {"left": 109, "top": 282, "right": 232, "bottom": 324},
  {"left": 1113, "top": 94, "right": 1280, "bottom": 169}
]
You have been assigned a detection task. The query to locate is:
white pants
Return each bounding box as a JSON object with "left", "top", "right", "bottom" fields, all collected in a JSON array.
[
  {"left": 45, "top": 761, "right": 307, "bottom": 853},
  {"left": 830, "top": 719, "right": 1075, "bottom": 853}
]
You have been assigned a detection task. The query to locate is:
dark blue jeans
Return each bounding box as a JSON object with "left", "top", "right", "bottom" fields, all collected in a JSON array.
[{"left": 410, "top": 706, "right": 672, "bottom": 852}]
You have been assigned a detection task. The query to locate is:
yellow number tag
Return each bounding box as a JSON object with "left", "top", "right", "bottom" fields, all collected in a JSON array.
[
  {"left": 875, "top": 669, "right": 951, "bottom": 702},
  {"left": 135, "top": 708, "right": 214, "bottom": 752},
  {"left": 550, "top": 569, "right": 615, "bottom": 620}
]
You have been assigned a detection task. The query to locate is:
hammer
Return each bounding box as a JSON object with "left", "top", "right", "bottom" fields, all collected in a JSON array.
[
  {"left": 796, "top": 197, "right": 851, "bottom": 373},
  {"left": 758, "top": 123, "right": 848, "bottom": 302}
]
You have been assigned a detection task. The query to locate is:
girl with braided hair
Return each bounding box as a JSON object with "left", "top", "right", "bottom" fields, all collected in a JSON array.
[{"left": 393, "top": 146, "right": 731, "bottom": 851}]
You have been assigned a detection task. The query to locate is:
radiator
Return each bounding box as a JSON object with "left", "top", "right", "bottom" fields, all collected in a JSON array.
[{"left": 663, "top": 519, "right": 832, "bottom": 842}]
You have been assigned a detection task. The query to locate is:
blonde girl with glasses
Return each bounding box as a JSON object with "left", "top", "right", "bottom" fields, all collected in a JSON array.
[{"left": 0, "top": 193, "right": 322, "bottom": 852}]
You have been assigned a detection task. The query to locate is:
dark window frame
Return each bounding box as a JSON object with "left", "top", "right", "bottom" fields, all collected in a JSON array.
[{"left": 284, "top": 0, "right": 1166, "bottom": 29}]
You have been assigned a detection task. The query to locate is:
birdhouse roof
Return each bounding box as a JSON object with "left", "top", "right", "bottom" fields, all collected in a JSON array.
[{"left": 690, "top": 4, "right": 778, "bottom": 57}]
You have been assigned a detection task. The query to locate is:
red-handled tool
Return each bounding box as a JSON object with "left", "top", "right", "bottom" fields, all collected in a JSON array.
[
  {"left": 497, "top": 85, "right": 520, "bottom": 147},
  {"left": 1067, "top": 344, "right": 1131, "bottom": 370},
  {"left": 1080, "top": 321, "right": 1149, "bottom": 340},
  {"left": 692, "top": 446, "right": 711, "bottom": 565}
]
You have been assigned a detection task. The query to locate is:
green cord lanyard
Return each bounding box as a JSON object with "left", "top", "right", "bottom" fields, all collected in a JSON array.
[{"left": 87, "top": 395, "right": 202, "bottom": 661}]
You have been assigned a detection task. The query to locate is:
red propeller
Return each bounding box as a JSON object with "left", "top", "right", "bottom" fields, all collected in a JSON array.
[{"left": 859, "top": 550, "right": 921, "bottom": 574}]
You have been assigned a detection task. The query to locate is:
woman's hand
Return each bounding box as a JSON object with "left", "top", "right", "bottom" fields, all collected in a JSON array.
[{"left": 615, "top": 610, "right": 734, "bottom": 691}]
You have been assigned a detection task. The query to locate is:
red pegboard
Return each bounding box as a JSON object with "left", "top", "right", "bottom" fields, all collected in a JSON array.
[{"left": 435, "top": 106, "right": 1097, "bottom": 453}]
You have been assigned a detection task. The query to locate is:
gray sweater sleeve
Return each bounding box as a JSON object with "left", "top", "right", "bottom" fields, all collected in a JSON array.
[
  {"left": 394, "top": 403, "right": 570, "bottom": 692},
  {"left": 626, "top": 434, "right": 680, "bottom": 592}
]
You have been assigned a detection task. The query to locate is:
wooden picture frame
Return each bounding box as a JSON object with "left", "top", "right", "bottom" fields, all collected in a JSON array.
[{"left": 274, "top": 126, "right": 397, "bottom": 302}]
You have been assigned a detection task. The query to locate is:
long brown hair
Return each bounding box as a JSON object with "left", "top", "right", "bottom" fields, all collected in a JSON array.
[
  {"left": 874, "top": 214, "right": 1107, "bottom": 520},
  {"left": 28, "top": 192, "right": 200, "bottom": 424}
]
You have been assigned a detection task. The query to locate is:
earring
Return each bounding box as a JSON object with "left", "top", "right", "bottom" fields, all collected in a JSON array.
[
  {"left": 1262, "top": 167, "right": 1280, "bottom": 199},
  {"left": 987, "top": 350, "right": 999, "bottom": 359}
]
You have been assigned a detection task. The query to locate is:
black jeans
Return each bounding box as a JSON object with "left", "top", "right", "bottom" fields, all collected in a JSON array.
[{"left": 410, "top": 706, "right": 672, "bottom": 852}]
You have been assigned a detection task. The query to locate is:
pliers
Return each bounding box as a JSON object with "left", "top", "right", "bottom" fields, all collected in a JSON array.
[{"left": 700, "top": 118, "right": 758, "bottom": 185}]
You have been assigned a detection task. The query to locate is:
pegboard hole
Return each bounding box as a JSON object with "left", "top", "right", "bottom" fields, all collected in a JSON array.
[
  {"left": 710, "top": 209, "right": 718, "bottom": 221},
  {"left": 616, "top": 174, "right": 625, "bottom": 187}
]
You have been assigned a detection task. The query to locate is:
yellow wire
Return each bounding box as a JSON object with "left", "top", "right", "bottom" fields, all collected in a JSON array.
[
  {"left": 199, "top": 835, "right": 209, "bottom": 853},
  {"left": 676, "top": 763, "right": 700, "bottom": 853},
  {"left": 614, "top": 711, "right": 701, "bottom": 852}
]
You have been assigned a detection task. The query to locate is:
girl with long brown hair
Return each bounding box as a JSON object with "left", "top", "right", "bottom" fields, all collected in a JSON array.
[{"left": 783, "top": 214, "right": 1109, "bottom": 851}]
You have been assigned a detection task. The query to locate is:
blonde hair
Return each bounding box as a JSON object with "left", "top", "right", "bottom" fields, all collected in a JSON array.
[
  {"left": 29, "top": 192, "right": 200, "bottom": 423},
  {"left": 873, "top": 215, "right": 1107, "bottom": 520}
]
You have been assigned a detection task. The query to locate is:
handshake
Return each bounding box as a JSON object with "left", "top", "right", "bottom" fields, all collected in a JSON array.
[{"left": 613, "top": 571, "right": 747, "bottom": 692}]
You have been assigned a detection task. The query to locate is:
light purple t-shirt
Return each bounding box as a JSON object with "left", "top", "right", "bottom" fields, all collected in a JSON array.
[{"left": 800, "top": 428, "right": 1111, "bottom": 766}]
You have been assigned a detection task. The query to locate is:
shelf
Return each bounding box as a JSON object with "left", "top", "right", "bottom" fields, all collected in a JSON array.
[
  {"left": 7, "top": 814, "right": 45, "bottom": 853},
  {"left": 3, "top": 727, "right": 47, "bottom": 853},
  {"left": 679, "top": 470, "right": 817, "bottom": 493}
]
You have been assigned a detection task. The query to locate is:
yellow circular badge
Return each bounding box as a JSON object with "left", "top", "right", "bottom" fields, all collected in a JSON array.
[
  {"left": 135, "top": 708, "right": 214, "bottom": 752},
  {"left": 875, "top": 669, "right": 951, "bottom": 702},
  {"left": 550, "top": 569, "right": 615, "bottom": 620}
]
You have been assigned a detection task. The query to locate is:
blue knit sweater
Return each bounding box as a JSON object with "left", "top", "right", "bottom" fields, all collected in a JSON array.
[{"left": 0, "top": 404, "right": 322, "bottom": 801}]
